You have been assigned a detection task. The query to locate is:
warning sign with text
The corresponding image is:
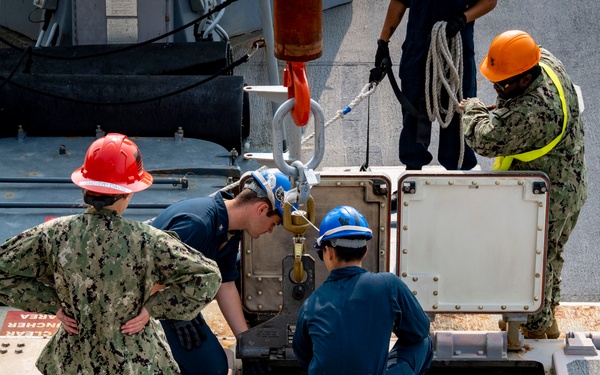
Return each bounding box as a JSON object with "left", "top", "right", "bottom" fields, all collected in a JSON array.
[{"left": 0, "top": 311, "right": 60, "bottom": 337}]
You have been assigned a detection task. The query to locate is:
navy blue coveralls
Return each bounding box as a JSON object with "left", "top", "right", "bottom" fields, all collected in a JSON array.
[
  {"left": 293, "top": 267, "right": 433, "bottom": 375},
  {"left": 152, "top": 191, "right": 241, "bottom": 375},
  {"left": 399, "top": 0, "right": 478, "bottom": 170}
]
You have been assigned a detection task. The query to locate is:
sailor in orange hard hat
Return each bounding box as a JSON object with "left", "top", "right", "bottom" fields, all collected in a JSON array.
[
  {"left": 479, "top": 30, "right": 542, "bottom": 99},
  {"left": 460, "top": 30, "right": 588, "bottom": 340}
]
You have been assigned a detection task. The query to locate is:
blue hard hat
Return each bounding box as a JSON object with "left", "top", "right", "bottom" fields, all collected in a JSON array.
[
  {"left": 314, "top": 206, "right": 373, "bottom": 249},
  {"left": 250, "top": 168, "right": 295, "bottom": 217}
]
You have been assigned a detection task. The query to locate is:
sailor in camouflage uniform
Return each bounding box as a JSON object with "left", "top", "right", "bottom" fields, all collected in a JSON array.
[
  {"left": 460, "top": 31, "right": 587, "bottom": 338},
  {"left": 0, "top": 133, "right": 222, "bottom": 374}
]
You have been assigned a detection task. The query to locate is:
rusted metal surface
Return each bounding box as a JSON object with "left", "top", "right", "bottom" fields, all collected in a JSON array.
[{"left": 273, "top": 0, "right": 322, "bottom": 61}]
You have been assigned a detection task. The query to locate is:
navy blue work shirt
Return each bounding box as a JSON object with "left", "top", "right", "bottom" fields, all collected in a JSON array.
[
  {"left": 293, "top": 266, "right": 431, "bottom": 375},
  {"left": 151, "top": 191, "right": 241, "bottom": 283},
  {"left": 400, "top": 0, "right": 478, "bottom": 97}
]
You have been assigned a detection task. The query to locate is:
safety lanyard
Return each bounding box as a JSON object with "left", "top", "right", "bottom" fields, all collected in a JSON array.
[{"left": 492, "top": 61, "right": 568, "bottom": 170}]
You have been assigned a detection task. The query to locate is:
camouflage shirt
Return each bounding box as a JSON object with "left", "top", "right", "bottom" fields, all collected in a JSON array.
[
  {"left": 462, "top": 48, "right": 587, "bottom": 220},
  {"left": 0, "top": 208, "right": 221, "bottom": 374}
]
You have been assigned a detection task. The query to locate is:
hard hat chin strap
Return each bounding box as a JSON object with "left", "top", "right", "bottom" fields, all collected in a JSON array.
[{"left": 248, "top": 177, "right": 276, "bottom": 210}]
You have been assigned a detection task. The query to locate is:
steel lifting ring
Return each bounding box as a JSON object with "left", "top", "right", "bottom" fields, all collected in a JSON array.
[{"left": 272, "top": 98, "right": 325, "bottom": 178}]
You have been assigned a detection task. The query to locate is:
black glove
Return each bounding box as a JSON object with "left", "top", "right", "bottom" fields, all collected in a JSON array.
[
  {"left": 170, "top": 316, "right": 208, "bottom": 350},
  {"left": 374, "top": 39, "right": 390, "bottom": 68},
  {"left": 369, "top": 66, "right": 387, "bottom": 84},
  {"left": 445, "top": 13, "right": 467, "bottom": 38}
]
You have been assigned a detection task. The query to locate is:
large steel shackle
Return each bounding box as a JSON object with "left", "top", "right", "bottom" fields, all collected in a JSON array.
[{"left": 272, "top": 98, "right": 325, "bottom": 191}]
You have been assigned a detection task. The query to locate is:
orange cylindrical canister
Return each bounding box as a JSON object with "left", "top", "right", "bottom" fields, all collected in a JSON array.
[{"left": 273, "top": 0, "right": 323, "bottom": 62}]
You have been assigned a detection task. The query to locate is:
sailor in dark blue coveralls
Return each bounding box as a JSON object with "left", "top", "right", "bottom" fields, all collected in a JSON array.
[
  {"left": 375, "top": 0, "right": 497, "bottom": 170},
  {"left": 151, "top": 169, "right": 293, "bottom": 375},
  {"left": 293, "top": 206, "right": 433, "bottom": 375}
]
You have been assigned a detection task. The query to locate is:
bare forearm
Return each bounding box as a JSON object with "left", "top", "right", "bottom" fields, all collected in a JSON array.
[
  {"left": 216, "top": 281, "right": 248, "bottom": 336},
  {"left": 379, "top": 0, "right": 407, "bottom": 41},
  {"left": 465, "top": 0, "right": 497, "bottom": 23}
]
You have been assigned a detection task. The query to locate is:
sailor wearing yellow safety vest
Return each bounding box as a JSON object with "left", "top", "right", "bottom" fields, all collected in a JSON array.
[{"left": 459, "top": 30, "right": 588, "bottom": 339}]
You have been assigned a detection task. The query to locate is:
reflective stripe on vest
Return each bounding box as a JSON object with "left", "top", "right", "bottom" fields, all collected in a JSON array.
[{"left": 492, "top": 61, "right": 569, "bottom": 171}]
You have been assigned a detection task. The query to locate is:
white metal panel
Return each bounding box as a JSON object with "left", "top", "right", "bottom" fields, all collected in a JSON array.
[
  {"left": 397, "top": 171, "right": 549, "bottom": 314},
  {"left": 241, "top": 172, "right": 391, "bottom": 313}
]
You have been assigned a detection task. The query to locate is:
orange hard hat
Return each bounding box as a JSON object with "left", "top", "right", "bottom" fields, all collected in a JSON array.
[
  {"left": 71, "top": 133, "right": 153, "bottom": 194},
  {"left": 479, "top": 30, "right": 541, "bottom": 82}
]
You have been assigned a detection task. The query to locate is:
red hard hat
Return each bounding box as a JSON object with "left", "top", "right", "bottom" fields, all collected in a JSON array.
[{"left": 71, "top": 133, "right": 153, "bottom": 194}]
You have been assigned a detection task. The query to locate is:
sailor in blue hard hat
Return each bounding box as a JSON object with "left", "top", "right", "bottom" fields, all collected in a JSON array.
[
  {"left": 294, "top": 205, "right": 434, "bottom": 375},
  {"left": 313, "top": 205, "right": 373, "bottom": 265}
]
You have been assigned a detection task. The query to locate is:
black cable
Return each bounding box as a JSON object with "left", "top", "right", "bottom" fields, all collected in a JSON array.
[
  {"left": 359, "top": 96, "right": 371, "bottom": 172},
  {"left": 0, "top": 0, "right": 248, "bottom": 105},
  {"left": 40, "top": 9, "right": 53, "bottom": 33},
  {"left": 0, "top": 48, "right": 253, "bottom": 106},
  {"left": 382, "top": 57, "right": 419, "bottom": 118}
]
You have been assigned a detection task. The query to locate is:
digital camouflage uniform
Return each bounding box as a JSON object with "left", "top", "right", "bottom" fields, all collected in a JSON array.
[
  {"left": 462, "top": 48, "right": 587, "bottom": 331},
  {"left": 0, "top": 208, "right": 222, "bottom": 375}
]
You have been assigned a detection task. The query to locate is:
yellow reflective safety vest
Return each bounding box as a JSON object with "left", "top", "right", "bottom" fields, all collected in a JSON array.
[{"left": 492, "top": 61, "right": 568, "bottom": 171}]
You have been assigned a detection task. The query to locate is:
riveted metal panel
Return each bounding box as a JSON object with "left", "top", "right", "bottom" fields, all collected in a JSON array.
[
  {"left": 240, "top": 172, "right": 391, "bottom": 313},
  {"left": 397, "top": 171, "right": 549, "bottom": 314}
]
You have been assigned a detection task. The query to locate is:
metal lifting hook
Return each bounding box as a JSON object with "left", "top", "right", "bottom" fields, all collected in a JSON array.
[
  {"left": 283, "top": 62, "right": 311, "bottom": 126},
  {"left": 283, "top": 195, "right": 315, "bottom": 283},
  {"left": 273, "top": 0, "right": 322, "bottom": 127}
]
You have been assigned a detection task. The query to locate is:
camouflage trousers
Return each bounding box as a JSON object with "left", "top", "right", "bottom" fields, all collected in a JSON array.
[{"left": 524, "top": 210, "right": 582, "bottom": 332}]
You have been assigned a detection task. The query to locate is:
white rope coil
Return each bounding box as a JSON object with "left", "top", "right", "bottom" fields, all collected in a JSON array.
[{"left": 425, "top": 21, "right": 466, "bottom": 168}]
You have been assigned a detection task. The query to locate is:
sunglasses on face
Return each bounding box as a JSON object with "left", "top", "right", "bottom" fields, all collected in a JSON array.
[{"left": 493, "top": 74, "right": 523, "bottom": 93}]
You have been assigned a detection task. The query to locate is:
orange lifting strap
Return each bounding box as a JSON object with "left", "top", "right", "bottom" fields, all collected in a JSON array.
[{"left": 273, "top": 0, "right": 323, "bottom": 127}]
